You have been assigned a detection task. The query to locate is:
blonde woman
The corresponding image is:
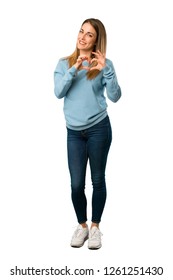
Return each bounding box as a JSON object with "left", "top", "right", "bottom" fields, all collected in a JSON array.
[{"left": 54, "top": 18, "right": 121, "bottom": 249}]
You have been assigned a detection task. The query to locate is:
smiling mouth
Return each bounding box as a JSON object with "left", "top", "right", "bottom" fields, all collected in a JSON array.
[{"left": 79, "top": 41, "right": 86, "bottom": 45}]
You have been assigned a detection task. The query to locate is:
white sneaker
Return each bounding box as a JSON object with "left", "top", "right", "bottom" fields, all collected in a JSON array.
[
  {"left": 70, "top": 225, "right": 89, "bottom": 248},
  {"left": 88, "top": 226, "right": 102, "bottom": 249}
]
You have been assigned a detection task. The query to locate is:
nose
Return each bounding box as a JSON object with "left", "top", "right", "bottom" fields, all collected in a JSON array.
[{"left": 80, "top": 33, "right": 86, "bottom": 40}]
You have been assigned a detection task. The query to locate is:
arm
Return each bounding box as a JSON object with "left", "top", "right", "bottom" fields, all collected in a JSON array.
[
  {"left": 89, "top": 51, "right": 121, "bottom": 103},
  {"left": 54, "top": 59, "right": 77, "bottom": 99},
  {"left": 102, "top": 60, "right": 121, "bottom": 103}
]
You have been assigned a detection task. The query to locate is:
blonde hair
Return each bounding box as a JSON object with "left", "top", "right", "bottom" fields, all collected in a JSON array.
[{"left": 66, "top": 18, "right": 107, "bottom": 80}]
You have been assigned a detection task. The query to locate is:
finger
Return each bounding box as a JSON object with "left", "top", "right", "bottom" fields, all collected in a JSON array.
[
  {"left": 77, "top": 57, "right": 82, "bottom": 62},
  {"left": 93, "top": 50, "right": 101, "bottom": 55},
  {"left": 89, "top": 66, "right": 100, "bottom": 71},
  {"left": 97, "top": 50, "right": 102, "bottom": 54},
  {"left": 90, "top": 58, "right": 98, "bottom": 63},
  {"left": 92, "top": 50, "right": 105, "bottom": 58},
  {"left": 91, "top": 51, "right": 99, "bottom": 57},
  {"left": 82, "top": 66, "right": 90, "bottom": 70},
  {"left": 79, "top": 56, "right": 88, "bottom": 60}
]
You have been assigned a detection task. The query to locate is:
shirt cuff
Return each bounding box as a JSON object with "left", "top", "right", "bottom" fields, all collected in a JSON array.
[{"left": 68, "top": 66, "right": 78, "bottom": 77}]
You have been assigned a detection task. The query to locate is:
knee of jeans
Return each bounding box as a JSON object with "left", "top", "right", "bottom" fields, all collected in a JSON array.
[
  {"left": 71, "top": 180, "right": 85, "bottom": 192},
  {"left": 91, "top": 174, "right": 105, "bottom": 189}
]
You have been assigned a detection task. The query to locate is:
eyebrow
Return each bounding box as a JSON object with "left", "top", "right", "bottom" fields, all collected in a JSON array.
[{"left": 80, "top": 28, "right": 95, "bottom": 36}]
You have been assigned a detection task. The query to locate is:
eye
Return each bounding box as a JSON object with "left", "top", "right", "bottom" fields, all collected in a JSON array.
[{"left": 86, "top": 32, "right": 93, "bottom": 38}]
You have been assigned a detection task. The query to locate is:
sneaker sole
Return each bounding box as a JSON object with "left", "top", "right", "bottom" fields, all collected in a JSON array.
[
  {"left": 88, "top": 244, "right": 102, "bottom": 250},
  {"left": 71, "top": 236, "right": 88, "bottom": 248}
]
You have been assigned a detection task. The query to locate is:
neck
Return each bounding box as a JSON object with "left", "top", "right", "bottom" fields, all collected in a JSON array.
[{"left": 79, "top": 50, "right": 92, "bottom": 58}]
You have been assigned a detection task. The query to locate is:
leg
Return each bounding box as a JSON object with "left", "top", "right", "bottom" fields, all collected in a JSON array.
[
  {"left": 87, "top": 116, "right": 112, "bottom": 224},
  {"left": 67, "top": 128, "right": 88, "bottom": 224}
]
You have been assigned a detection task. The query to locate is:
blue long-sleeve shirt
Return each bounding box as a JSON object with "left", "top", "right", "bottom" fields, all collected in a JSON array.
[{"left": 54, "top": 58, "right": 121, "bottom": 130}]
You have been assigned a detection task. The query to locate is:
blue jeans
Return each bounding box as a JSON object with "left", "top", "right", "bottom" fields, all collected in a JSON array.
[{"left": 67, "top": 116, "right": 112, "bottom": 224}]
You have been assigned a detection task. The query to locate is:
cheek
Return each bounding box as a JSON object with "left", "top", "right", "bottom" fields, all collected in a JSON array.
[
  {"left": 89, "top": 39, "right": 96, "bottom": 46},
  {"left": 91, "top": 37, "right": 96, "bottom": 44},
  {"left": 76, "top": 36, "right": 81, "bottom": 45}
]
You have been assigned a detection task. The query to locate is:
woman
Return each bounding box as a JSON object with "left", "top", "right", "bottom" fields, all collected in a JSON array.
[{"left": 54, "top": 18, "right": 121, "bottom": 249}]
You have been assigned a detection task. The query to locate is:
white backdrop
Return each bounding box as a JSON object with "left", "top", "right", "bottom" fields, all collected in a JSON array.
[{"left": 0, "top": 0, "right": 172, "bottom": 279}]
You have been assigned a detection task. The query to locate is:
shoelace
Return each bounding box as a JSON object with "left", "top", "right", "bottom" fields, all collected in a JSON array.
[
  {"left": 73, "top": 226, "right": 88, "bottom": 238},
  {"left": 74, "top": 228, "right": 83, "bottom": 237},
  {"left": 90, "top": 228, "right": 102, "bottom": 239}
]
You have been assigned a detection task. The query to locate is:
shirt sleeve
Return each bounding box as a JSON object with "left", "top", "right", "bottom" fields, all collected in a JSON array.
[
  {"left": 102, "top": 59, "right": 121, "bottom": 103},
  {"left": 54, "top": 59, "right": 77, "bottom": 99}
]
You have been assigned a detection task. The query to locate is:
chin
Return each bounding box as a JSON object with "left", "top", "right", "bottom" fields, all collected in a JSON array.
[{"left": 77, "top": 44, "right": 85, "bottom": 50}]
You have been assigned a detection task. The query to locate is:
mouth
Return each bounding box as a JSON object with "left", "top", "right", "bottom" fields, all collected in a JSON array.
[{"left": 79, "top": 40, "right": 86, "bottom": 45}]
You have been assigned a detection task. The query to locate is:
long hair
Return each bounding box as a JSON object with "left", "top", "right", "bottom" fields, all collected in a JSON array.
[{"left": 66, "top": 18, "right": 107, "bottom": 80}]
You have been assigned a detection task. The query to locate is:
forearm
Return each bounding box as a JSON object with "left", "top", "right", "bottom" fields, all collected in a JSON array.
[
  {"left": 54, "top": 65, "right": 77, "bottom": 99},
  {"left": 103, "top": 64, "right": 122, "bottom": 103}
]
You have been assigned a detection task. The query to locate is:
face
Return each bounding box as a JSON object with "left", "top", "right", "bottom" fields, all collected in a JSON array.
[{"left": 77, "top": 22, "right": 97, "bottom": 52}]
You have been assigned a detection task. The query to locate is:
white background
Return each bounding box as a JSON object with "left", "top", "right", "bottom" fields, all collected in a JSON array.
[{"left": 0, "top": 0, "right": 172, "bottom": 279}]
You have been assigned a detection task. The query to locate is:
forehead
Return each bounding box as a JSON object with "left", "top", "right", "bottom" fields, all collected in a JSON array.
[{"left": 81, "top": 22, "right": 97, "bottom": 35}]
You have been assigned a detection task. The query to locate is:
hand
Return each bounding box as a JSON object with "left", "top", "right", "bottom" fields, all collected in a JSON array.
[
  {"left": 74, "top": 55, "right": 89, "bottom": 70},
  {"left": 89, "top": 50, "right": 106, "bottom": 71}
]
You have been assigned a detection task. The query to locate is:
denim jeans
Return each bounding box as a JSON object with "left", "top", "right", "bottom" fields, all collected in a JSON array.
[{"left": 67, "top": 116, "right": 112, "bottom": 224}]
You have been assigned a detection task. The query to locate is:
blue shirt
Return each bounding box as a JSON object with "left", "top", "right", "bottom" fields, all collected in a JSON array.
[{"left": 54, "top": 58, "right": 121, "bottom": 130}]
